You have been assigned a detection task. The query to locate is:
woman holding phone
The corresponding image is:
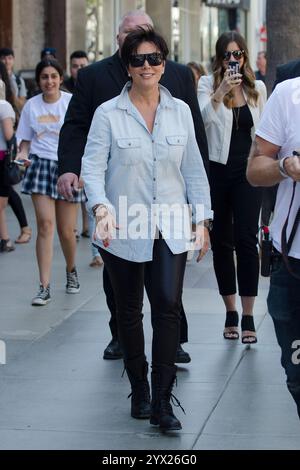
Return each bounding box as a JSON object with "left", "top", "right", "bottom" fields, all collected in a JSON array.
[{"left": 198, "top": 31, "right": 266, "bottom": 343}]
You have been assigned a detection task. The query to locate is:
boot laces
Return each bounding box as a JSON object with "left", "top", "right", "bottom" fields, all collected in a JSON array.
[
  {"left": 128, "top": 380, "right": 150, "bottom": 401},
  {"left": 160, "top": 378, "right": 185, "bottom": 415}
]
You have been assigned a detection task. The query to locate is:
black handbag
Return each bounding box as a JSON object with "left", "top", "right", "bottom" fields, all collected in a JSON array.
[{"left": 5, "top": 135, "right": 23, "bottom": 186}]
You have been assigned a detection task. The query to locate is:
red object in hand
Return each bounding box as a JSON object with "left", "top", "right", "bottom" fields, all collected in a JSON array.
[
  {"left": 263, "top": 226, "right": 270, "bottom": 235},
  {"left": 262, "top": 225, "right": 270, "bottom": 241}
]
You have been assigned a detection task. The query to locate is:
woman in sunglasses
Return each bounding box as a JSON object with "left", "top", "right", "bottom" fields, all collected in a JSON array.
[
  {"left": 198, "top": 31, "right": 266, "bottom": 344},
  {"left": 82, "top": 26, "right": 212, "bottom": 432}
]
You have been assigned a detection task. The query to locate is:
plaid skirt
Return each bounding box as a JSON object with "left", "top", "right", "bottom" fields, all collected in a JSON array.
[{"left": 22, "top": 154, "right": 86, "bottom": 203}]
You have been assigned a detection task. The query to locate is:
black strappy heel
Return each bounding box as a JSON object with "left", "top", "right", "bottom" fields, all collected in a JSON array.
[
  {"left": 223, "top": 311, "right": 239, "bottom": 340},
  {"left": 241, "top": 315, "right": 257, "bottom": 344}
]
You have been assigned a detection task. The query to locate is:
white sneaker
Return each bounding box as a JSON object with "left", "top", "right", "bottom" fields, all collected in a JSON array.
[
  {"left": 32, "top": 284, "right": 51, "bottom": 306},
  {"left": 66, "top": 267, "right": 80, "bottom": 294}
]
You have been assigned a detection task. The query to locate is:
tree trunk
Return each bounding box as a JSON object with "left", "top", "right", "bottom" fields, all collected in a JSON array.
[{"left": 266, "top": 0, "right": 300, "bottom": 95}]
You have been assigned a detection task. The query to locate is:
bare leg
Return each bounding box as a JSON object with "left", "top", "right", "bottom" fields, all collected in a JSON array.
[
  {"left": 0, "top": 196, "right": 9, "bottom": 240},
  {"left": 32, "top": 194, "right": 55, "bottom": 287},
  {"left": 56, "top": 200, "right": 78, "bottom": 272},
  {"left": 81, "top": 202, "right": 89, "bottom": 234}
]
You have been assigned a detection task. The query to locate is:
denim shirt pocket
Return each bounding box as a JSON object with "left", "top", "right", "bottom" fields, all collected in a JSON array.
[
  {"left": 166, "top": 135, "right": 187, "bottom": 164},
  {"left": 116, "top": 138, "right": 142, "bottom": 166}
]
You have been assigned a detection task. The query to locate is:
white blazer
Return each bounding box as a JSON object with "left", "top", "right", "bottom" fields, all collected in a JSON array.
[{"left": 198, "top": 74, "right": 267, "bottom": 165}]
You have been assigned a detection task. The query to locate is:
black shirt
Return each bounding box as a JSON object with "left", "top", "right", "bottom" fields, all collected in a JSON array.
[{"left": 228, "top": 104, "right": 253, "bottom": 160}]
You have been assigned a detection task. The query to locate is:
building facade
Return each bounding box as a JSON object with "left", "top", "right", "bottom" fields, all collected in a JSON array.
[{"left": 0, "top": 0, "right": 266, "bottom": 75}]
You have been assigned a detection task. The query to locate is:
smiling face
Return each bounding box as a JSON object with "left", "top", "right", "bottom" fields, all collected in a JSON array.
[
  {"left": 128, "top": 41, "right": 165, "bottom": 91},
  {"left": 39, "top": 66, "right": 63, "bottom": 100}
]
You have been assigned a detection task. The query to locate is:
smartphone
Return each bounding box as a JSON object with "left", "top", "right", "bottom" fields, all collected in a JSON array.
[
  {"left": 14, "top": 159, "right": 30, "bottom": 166},
  {"left": 228, "top": 61, "right": 240, "bottom": 75}
]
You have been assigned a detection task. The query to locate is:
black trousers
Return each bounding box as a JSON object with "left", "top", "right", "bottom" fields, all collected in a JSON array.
[
  {"left": 8, "top": 187, "right": 28, "bottom": 228},
  {"left": 99, "top": 238, "right": 187, "bottom": 367},
  {"left": 103, "top": 262, "right": 188, "bottom": 344},
  {"left": 210, "top": 160, "right": 262, "bottom": 296}
]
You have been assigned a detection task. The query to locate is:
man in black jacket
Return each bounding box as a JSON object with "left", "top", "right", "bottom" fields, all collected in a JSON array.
[
  {"left": 58, "top": 10, "right": 209, "bottom": 363},
  {"left": 274, "top": 58, "right": 300, "bottom": 88}
]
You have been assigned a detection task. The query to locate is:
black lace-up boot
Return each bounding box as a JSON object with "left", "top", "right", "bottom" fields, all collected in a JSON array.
[
  {"left": 150, "top": 365, "right": 184, "bottom": 431},
  {"left": 126, "top": 359, "right": 151, "bottom": 419}
]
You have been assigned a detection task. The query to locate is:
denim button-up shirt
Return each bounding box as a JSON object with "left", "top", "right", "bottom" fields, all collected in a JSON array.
[{"left": 82, "top": 83, "right": 212, "bottom": 262}]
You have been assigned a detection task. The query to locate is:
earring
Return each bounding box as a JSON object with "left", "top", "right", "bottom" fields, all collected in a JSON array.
[{"left": 128, "top": 73, "right": 131, "bottom": 77}]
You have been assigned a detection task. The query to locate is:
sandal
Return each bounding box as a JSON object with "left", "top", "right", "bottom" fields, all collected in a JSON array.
[
  {"left": 89, "top": 256, "right": 103, "bottom": 267},
  {"left": 74, "top": 229, "right": 80, "bottom": 242},
  {"left": 241, "top": 315, "right": 257, "bottom": 344},
  {"left": 81, "top": 229, "right": 90, "bottom": 238},
  {"left": 0, "top": 239, "right": 15, "bottom": 252},
  {"left": 223, "top": 310, "right": 239, "bottom": 340},
  {"left": 15, "top": 226, "right": 32, "bottom": 244}
]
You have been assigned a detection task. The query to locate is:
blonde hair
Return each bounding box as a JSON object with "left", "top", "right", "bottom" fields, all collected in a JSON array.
[{"left": 212, "top": 31, "right": 259, "bottom": 109}]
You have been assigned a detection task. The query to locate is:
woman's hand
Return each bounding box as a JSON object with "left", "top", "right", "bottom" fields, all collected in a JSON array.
[
  {"left": 15, "top": 151, "right": 31, "bottom": 167},
  {"left": 218, "top": 69, "right": 243, "bottom": 95},
  {"left": 93, "top": 205, "right": 118, "bottom": 248},
  {"left": 194, "top": 224, "right": 211, "bottom": 263}
]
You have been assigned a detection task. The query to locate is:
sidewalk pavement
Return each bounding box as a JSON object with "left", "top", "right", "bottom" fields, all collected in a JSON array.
[{"left": 0, "top": 190, "right": 300, "bottom": 450}]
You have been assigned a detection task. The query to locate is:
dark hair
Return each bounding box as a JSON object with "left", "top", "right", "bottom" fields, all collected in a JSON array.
[
  {"left": 35, "top": 59, "right": 64, "bottom": 85},
  {"left": 70, "top": 50, "right": 88, "bottom": 61},
  {"left": 212, "top": 31, "right": 258, "bottom": 108},
  {"left": 121, "top": 25, "right": 169, "bottom": 68},
  {"left": 40, "top": 47, "right": 57, "bottom": 60},
  {"left": 0, "top": 61, "right": 14, "bottom": 106},
  {"left": 0, "top": 47, "right": 14, "bottom": 57}
]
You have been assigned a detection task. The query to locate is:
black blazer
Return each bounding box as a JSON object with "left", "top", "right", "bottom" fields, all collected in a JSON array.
[
  {"left": 274, "top": 59, "right": 300, "bottom": 88},
  {"left": 58, "top": 51, "right": 209, "bottom": 177}
]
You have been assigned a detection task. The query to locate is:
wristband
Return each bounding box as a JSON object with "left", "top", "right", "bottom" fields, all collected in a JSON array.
[{"left": 278, "top": 156, "right": 289, "bottom": 178}]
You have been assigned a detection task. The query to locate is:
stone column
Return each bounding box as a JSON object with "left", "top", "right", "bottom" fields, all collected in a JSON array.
[
  {"left": 179, "top": 0, "right": 201, "bottom": 63},
  {"left": 103, "top": 0, "right": 116, "bottom": 58},
  {"left": 119, "top": 0, "right": 138, "bottom": 16},
  {"left": 145, "top": 0, "right": 172, "bottom": 48},
  {"left": 66, "top": 0, "right": 86, "bottom": 70},
  {"left": 12, "top": 0, "right": 45, "bottom": 69}
]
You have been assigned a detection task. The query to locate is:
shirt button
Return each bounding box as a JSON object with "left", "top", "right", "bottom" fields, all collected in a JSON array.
[
  {"left": 153, "top": 197, "right": 156, "bottom": 201},
  {"left": 153, "top": 178, "right": 156, "bottom": 181},
  {"left": 128, "top": 142, "right": 132, "bottom": 146},
  {"left": 154, "top": 158, "right": 157, "bottom": 162}
]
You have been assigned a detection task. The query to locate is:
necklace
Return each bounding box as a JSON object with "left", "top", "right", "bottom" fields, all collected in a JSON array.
[{"left": 232, "top": 107, "right": 240, "bottom": 130}]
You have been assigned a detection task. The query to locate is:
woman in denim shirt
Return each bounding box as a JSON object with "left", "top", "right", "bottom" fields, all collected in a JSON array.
[{"left": 82, "top": 27, "right": 212, "bottom": 433}]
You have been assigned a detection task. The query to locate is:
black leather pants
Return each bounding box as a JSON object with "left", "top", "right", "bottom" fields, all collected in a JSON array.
[
  {"left": 99, "top": 237, "right": 187, "bottom": 368},
  {"left": 103, "top": 266, "right": 188, "bottom": 343}
]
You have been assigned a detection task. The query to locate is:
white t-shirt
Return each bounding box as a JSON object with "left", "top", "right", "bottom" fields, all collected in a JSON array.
[
  {"left": 0, "top": 99, "right": 15, "bottom": 150},
  {"left": 16, "top": 91, "right": 71, "bottom": 161},
  {"left": 256, "top": 77, "right": 300, "bottom": 258}
]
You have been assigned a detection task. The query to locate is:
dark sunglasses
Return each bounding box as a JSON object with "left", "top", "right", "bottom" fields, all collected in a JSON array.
[
  {"left": 223, "top": 50, "right": 245, "bottom": 61},
  {"left": 129, "top": 52, "right": 163, "bottom": 68}
]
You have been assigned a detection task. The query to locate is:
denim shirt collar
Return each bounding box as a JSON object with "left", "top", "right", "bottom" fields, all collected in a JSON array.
[{"left": 116, "top": 81, "right": 176, "bottom": 112}]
